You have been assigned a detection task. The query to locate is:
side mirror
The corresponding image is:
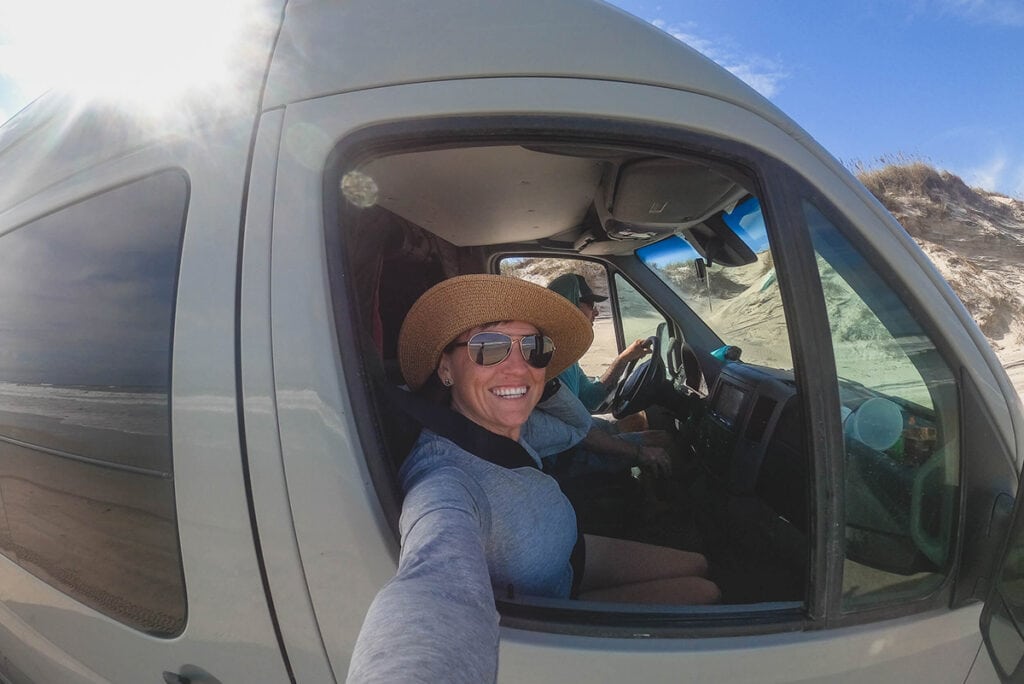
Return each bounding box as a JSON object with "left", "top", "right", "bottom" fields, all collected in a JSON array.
[
  {"left": 694, "top": 257, "right": 707, "bottom": 281},
  {"left": 694, "top": 257, "right": 713, "bottom": 312}
]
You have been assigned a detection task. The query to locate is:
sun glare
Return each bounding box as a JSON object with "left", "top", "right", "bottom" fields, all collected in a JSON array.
[{"left": 1, "top": 0, "right": 258, "bottom": 114}]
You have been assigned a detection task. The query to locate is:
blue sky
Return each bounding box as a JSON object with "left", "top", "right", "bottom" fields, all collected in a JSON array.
[
  {"left": 608, "top": 0, "right": 1023, "bottom": 197},
  {"left": 1, "top": 1, "right": 1021, "bottom": 197}
]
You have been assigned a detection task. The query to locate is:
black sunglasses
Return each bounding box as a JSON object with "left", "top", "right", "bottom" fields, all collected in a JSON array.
[{"left": 448, "top": 332, "right": 556, "bottom": 369}]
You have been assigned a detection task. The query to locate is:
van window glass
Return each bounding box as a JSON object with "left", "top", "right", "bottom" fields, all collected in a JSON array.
[
  {"left": 803, "top": 200, "right": 960, "bottom": 609},
  {"left": 615, "top": 273, "right": 664, "bottom": 345},
  {"left": 498, "top": 258, "right": 615, "bottom": 379},
  {"left": 637, "top": 198, "right": 794, "bottom": 370},
  {"left": 631, "top": 193, "right": 807, "bottom": 603},
  {"left": 0, "top": 171, "right": 188, "bottom": 636}
]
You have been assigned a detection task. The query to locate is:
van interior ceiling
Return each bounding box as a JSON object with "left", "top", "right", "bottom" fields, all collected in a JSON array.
[
  {"left": 351, "top": 143, "right": 753, "bottom": 252},
  {"left": 339, "top": 140, "right": 758, "bottom": 383}
]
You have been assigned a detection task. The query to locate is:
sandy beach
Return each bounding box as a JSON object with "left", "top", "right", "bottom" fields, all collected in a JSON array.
[{"left": 0, "top": 383, "right": 183, "bottom": 635}]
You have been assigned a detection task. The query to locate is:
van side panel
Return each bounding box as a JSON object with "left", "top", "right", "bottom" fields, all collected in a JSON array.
[
  {"left": 241, "top": 108, "right": 339, "bottom": 682},
  {"left": 0, "top": 121, "right": 292, "bottom": 683}
]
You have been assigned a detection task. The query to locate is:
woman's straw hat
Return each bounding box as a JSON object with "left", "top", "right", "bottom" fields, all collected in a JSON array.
[{"left": 399, "top": 274, "right": 594, "bottom": 391}]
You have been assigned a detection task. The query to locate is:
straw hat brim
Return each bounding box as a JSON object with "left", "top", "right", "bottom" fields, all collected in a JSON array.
[{"left": 399, "top": 274, "right": 594, "bottom": 391}]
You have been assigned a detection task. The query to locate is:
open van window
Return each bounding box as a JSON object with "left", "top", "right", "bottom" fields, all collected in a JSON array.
[
  {"left": 496, "top": 257, "right": 667, "bottom": 395},
  {"left": 330, "top": 128, "right": 971, "bottom": 634},
  {"left": 333, "top": 139, "right": 809, "bottom": 616}
]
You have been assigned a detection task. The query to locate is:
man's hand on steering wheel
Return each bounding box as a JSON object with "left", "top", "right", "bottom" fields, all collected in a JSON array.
[
  {"left": 619, "top": 338, "right": 653, "bottom": 364},
  {"left": 610, "top": 335, "right": 664, "bottom": 419}
]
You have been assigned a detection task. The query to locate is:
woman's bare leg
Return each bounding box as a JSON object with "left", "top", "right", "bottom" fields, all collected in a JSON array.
[{"left": 579, "top": 534, "right": 720, "bottom": 605}]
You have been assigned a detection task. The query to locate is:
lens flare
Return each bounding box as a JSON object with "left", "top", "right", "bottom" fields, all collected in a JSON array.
[{"left": 0, "top": 0, "right": 264, "bottom": 116}]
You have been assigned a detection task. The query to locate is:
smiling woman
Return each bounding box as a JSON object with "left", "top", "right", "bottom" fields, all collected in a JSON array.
[
  {"left": 0, "top": 0, "right": 267, "bottom": 114},
  {"left": 349, "top": 274, "right": 720, "bottom": 681}
]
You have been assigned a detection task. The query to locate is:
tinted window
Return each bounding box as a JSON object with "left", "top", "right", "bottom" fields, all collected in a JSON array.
[
  {"left": 0, "top": 171, "right": 188, "bottom": 635},
  {"left": 804, "top": 201, "right": 960, "bottom": 609},
  {"left": 615, "top": 272, "right": 664, "bottom": 345}
]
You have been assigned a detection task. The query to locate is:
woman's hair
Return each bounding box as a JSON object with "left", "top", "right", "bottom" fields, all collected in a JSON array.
[{"left": 415, "top": 370, "right": 451, "bottom": 405}]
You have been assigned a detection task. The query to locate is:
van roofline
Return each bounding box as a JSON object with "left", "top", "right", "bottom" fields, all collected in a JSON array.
[
  {"left": 0, "top": 0, "right": 840, "bottom": 213},
  {"left": 265, "top": 0, "right": 803, "bottom": 140}
]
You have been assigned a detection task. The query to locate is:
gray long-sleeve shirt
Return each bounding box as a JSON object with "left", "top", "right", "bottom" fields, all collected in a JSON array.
[{"left": 347, "top": 428, "right": 578, "bottom": 682}]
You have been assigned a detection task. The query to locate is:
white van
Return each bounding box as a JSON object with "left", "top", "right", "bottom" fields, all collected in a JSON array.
[{"left": 1, "top": 0, "right": 1022, "bottom": 682}]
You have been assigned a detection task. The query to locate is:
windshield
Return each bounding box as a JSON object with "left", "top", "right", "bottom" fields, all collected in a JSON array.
[{"left": 636, "top": 197, "right": 793, "bottom": 370}]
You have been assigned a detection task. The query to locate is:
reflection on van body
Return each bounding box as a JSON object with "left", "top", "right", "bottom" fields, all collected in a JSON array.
[
  {"left": 0, "top": 171, "right": 187, "bottom": 635},
  {"left": 0, "top": 434, "right": 183, "bottom": 635},
  {"left": 0, "top": 383, "right": 169, "bottom": 470}
]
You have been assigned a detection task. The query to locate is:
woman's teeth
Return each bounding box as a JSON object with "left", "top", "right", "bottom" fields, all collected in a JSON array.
[{"left": 492, "top": 386, "right": 527, "bottom": 398}]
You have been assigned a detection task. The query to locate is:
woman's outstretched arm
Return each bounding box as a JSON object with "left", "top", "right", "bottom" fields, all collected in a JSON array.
[{"left": 348, "top": 468, "right": 499, "bottom": 683}]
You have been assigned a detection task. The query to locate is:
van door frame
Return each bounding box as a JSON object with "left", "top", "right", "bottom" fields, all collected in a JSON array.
[
  {"left": 322, "top": 114, "right": 845, "bottom": 636},
  {"left": 284, "top": 76, "right": 1018, "bottom": 679}
]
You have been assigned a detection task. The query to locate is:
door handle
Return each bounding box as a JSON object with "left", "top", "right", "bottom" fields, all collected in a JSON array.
[
  {"left": 163, "top": 666, "right": 222, "bottom": 684},
  {"left": 163, "top": 674, "right": 190, "bottom": 684}
]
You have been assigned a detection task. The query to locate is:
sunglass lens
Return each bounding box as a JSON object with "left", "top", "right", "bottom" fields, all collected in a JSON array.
[
  {"left": 466, "top": 332, "right": 555, "bottom": 368},
  {"left": 521, "top": 335, "right": 555, "bottom": 369},
  {"left": 467, "top": 332, "right": 513, "bottom": 366}
]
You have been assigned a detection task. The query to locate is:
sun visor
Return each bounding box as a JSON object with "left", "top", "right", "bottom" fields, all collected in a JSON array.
[{"left": 601, "top": 158, "right": 746, "bottom": 239}]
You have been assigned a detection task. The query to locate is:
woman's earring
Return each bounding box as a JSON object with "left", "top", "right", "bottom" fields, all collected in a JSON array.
[{"left": 442, "top": 377, "right": 453, "bottom": 387}]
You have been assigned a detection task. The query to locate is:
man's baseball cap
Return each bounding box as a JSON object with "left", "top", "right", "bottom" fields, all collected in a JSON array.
[{"left": 548, "top": 273, "right": 608, "bottom": 304}]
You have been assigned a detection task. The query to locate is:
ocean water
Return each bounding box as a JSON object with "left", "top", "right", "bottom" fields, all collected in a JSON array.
[{"left": 0, "top": 381, "right": 166, "bottom": 437}]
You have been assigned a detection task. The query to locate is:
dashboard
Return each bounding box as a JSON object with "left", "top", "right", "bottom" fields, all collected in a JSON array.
[
  {"left": 676, "top": 355, "right": 949, "bottom": 576},
  {"left": 695, "top": 362, "right": 807, "bottom": 530}
]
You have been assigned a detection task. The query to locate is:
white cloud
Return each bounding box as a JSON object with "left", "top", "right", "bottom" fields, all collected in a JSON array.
[
  {"left": 932, "top": 0, "right": 1024, "bottom": 26},
  {"left": 651, "top": 20, "right": 709, "bottom": 53},
  {"left": 720, "top": 60, "right": 789, "bottom": 100},
  {"left": 650, "top": 19, "right": 788, "bottom": 99},
  {"left": 959, "top": 152, "right": 1024, "bottom": 198},
  {"left": 964, "top": 153, "right": 1008, "bottom": 190}
]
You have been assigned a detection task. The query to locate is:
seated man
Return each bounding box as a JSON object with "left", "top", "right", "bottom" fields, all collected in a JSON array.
[
  {"left": 546, "top": 273, "right": 650, "bottom": 412},
  {"left": 545, "top": 273, "right": 674, "bottom": 476}
]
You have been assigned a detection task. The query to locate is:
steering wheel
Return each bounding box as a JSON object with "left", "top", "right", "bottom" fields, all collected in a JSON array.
[{"left": 611, "top": 335, "right": 666, "bottom": 419}]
